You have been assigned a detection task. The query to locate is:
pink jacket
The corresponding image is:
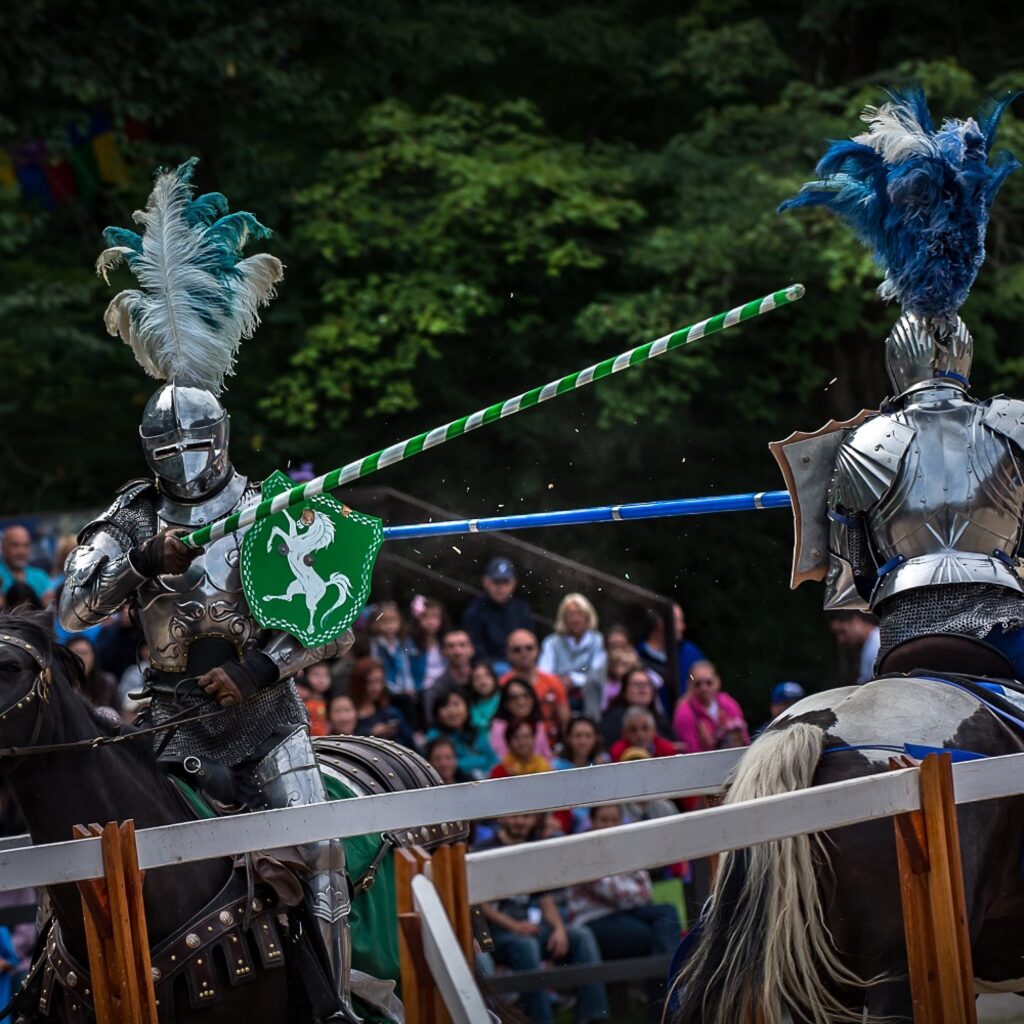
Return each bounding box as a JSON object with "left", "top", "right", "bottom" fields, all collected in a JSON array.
[{"left": 673, "top": 691, "right": 749, "bottom": 753}]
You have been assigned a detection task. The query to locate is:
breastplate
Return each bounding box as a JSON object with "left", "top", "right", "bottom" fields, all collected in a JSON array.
[
  {"left": 866, "top": 395, "right": 1024, "bottom": 603},
  {"left": 137, "top": 490, "right": 261, "bottom": 673}
]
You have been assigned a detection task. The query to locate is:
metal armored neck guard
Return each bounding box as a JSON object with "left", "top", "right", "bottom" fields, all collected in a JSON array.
[
  {"left": 885, "top": 312, "right": 973, "bottom": 397},
  {"left": 158, "top": 469, "right": 248, "bottom": 527}
]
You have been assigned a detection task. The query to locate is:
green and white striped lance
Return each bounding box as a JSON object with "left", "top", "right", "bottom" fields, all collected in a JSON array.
[{"left": 184, "top": 283, "right": 805, "bottom": 547}]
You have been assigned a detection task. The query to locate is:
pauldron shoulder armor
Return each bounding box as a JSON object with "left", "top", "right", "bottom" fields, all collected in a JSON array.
[
  {"left": 833, "top": 414, "right": 916, "bottom": 511},
  {"left": 80, "top": 478, "right": 159, "bottom": 551},
  {"left": 982, "top": 398, "right": 1024, "bottom": 454}
]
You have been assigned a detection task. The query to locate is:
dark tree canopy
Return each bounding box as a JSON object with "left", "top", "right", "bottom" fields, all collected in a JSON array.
[{"left": 2, "top": 1, "right": 1022, "bottom": 712}]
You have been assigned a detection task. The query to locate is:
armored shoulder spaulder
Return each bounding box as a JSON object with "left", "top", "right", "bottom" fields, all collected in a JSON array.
[
  {"left": 982, "top": 397, "right": 1024, "bottom": 453},
  {"left": 80, "top": 478, "right": 160, "bottom": 550},
  {"left": 833, "top": 413, "right": 916, "bottom": 510}
]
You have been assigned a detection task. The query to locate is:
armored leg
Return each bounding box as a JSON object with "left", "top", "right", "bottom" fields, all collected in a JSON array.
[{"left": 256, "top": 728, "right": 360, "bottom": 1023}]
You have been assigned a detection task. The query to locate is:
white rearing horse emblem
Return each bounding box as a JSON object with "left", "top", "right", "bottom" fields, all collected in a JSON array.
[{"left": 263, "top": 508, "right": 353, "bottom": 631}]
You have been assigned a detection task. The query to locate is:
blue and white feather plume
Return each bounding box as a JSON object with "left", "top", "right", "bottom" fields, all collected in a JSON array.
[
  {"left": 96, "top": 157, "right": 284, "bottom": 394},
  {"left": 779, "top": 88, "right": 1019, "bottom": 318}
]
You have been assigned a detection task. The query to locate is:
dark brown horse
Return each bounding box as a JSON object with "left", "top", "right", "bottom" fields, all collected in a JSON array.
[{"left": 668, "top": 675, "right": 1024, "bottom": 1023}]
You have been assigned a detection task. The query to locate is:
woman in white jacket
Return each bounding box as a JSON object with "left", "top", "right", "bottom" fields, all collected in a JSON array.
[{"left": 538, "top": 593, "right": 607, "bottom": 718}]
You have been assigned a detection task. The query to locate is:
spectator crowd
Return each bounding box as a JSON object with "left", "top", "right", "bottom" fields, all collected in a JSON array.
[{"left": 0, "top": 525, "right": 871, "bottom": 1021}]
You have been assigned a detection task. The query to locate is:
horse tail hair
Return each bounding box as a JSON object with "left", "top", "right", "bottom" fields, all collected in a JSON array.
[{"left": 667, "top": 722, "right": 873, "bottom": 1024}]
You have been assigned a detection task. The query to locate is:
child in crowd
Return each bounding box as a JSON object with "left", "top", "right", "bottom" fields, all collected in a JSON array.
[
  {"left": 553, "top": 715, "right": 609, "bottom": 832},
  {"left": 408, "top": 595, "right": 449, "bottom": 691},
  {"left": 468, "top": 662, "right": 501, "bottom": 731},
  {"left": 297, "top": 661, "right": 332, "bottom": 737},
  {"left": 425, "top": 736, "right": 473, "bottom": 785},
  {"left": 368, "top": 601, "right": 417, "bottom": 705},
  {"left": 425, "top": 689, "right": 497, "bottom": 780},
  {"left": 348, "top": 656, "right": 416, "bottom": 749},
  {"left": 327, "top": 693, "right": 358, "bottom": 735}
]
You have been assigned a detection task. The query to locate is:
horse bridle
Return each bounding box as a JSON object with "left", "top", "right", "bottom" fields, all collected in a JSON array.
[
  {"left": 0, "top": 633, "right": 233, "bottom": 760},
  {"left": 0, "top": 632, "right": 53, "bottom": 748}
]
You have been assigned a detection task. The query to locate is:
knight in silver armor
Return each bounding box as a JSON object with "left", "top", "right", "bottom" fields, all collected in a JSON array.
[
  {"left": 825, "top": 313, "right": 1024, "bottom": 668},
  {"left": 59, "top": 160, "right": 361, "bottom": 1022},
  {"left": 776, "top": 90, "right": 1024, "bottom": 677}
]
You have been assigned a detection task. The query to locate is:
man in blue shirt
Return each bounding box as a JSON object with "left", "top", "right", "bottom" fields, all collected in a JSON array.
[
  {"left": 638, "top": 603, "right": 706, "bottom": 702},
  {"left": 0, "top": 525, "right": 52, "bottom": 602},
  {"left": 461, "top": 557, "right": 535, "bottom": 672}
]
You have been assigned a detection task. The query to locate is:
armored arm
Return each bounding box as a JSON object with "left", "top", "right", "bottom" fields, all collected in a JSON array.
[
  {"left": 823, "top": 506, "right": 875, "bottom": 611},
  {"left": 259, "top": 629, "right": 356, "bottom": 684},
  {"left": 59, "top": 527, "right": 149, "bottom": 631}
]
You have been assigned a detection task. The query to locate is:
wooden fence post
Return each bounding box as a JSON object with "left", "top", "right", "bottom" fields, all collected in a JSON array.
[
  {"left": 72, "top": 820, "right": 158, "bottom": 1024},
  {"left": 891, "top": 753, "right": 976, "bottom": 1024},
  {"left": 395, "top": 846, "right": 435, "bottom": 1024}
]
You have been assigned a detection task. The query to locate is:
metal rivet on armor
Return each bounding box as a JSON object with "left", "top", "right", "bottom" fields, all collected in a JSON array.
[
  {"left": 152, "top": 967, "right": 162, "bottom": 982},
  {"left": 197, "top": 958, "right": 204, "bottom": 965},
  {"left": 441, "top": 822, "right": 450, "bottom": 835},
  {"left": 67, "top": 971, "right": 78, "bottom": 987},
  {"left": 406, "top": 831, "right": 414, "bottom": 842},
  {"left": 185, "top": 933, "right": 201, "bottom": 949},
  {"left": 252, "top": 898, "right": 263, "bottom": 912},
  {"left": 219, "top": 910, "right": 233, "bottom": 926},
  {"left": 801, "top": 456, "right": 810, "bottom": 464},
  {"left": 171, "top": 955, "right": 177, "bottom": 962}
]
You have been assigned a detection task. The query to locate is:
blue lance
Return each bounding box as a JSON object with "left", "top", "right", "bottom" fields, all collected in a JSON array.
[{"left": 381, "top": 490, "right": 792, "bottom": 541}]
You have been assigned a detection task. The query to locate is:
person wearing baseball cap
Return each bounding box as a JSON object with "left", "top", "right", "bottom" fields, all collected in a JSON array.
[
  {"left": 460, "top": 556, "right": 536, "bottom": 671},
  {"left": 769, "top": 681, "right": 806, "bottom": 719}
]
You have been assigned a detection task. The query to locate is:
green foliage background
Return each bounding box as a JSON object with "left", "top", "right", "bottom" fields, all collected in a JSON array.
[{"left": 2, "top": 1, "right": 1023, "bottom": 713}]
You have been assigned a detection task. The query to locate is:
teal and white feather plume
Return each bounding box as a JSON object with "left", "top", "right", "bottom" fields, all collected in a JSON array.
[{"left": 96, "top": 157, "right": 284, "bottom": 394}]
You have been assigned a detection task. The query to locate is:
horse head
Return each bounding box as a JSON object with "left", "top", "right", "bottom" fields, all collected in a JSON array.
[{"left": 0, "top": 611, "right": 84, "bottom": 756}]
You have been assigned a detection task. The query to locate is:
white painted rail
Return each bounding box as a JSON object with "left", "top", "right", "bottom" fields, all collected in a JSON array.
[
  {"left": 3, "top": 747, "right": 1024, "bottom": 898},
  {"left": 465, "top": 750, "right": 1024, "bottom": 902},
  {"left": 0, "top": 749, "right": 741, "bottom": 893}
]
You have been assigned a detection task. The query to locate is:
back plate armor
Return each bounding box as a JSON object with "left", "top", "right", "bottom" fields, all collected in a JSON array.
[{"left": 831, "top": 386, "right": 1024, "bottom": 608}]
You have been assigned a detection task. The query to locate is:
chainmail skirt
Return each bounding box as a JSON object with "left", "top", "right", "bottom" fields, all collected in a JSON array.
[{"left": 149, "top": 680, "right": 307, "bottom": 766}]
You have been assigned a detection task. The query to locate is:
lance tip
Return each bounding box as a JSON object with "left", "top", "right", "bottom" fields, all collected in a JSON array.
[{"left": 786, "top": 283, "right": 806, "bottom": 301}]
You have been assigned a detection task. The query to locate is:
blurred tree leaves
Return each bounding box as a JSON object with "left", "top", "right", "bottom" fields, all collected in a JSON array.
[{"left": 2, "top": 0, "right": 1024, "bottom": 704}]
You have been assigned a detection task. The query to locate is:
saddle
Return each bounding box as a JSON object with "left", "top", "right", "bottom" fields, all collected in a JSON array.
[{"left": 877, "top": 633, "right": 1014, "bottom": 678}]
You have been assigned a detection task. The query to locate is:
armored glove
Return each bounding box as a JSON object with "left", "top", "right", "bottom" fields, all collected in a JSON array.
[
  {"left": 129, "top": 528, "right": 202, "bottom": 577},
  {"left": 198, "top": 653, "right": 279, "bottom": 707}
]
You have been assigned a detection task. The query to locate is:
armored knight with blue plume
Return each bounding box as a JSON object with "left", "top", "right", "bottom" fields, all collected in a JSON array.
[
  {"left": 772, "top": 89, "right": 1024, "bottom": 676},
  {"left": 59, "top": 159, "right": 363, "bottom": 1022}
]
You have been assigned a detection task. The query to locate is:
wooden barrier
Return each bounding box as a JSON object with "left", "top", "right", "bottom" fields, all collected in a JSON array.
[
  {"left": 72, "top": 820, "right": 158, "bottom": 1024},
  {"left": 394, "top": 843, "right": 476, "bottom": 1024},
  {"left": 891, "top": 753, "right": 977, "bottom": 1024}
]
